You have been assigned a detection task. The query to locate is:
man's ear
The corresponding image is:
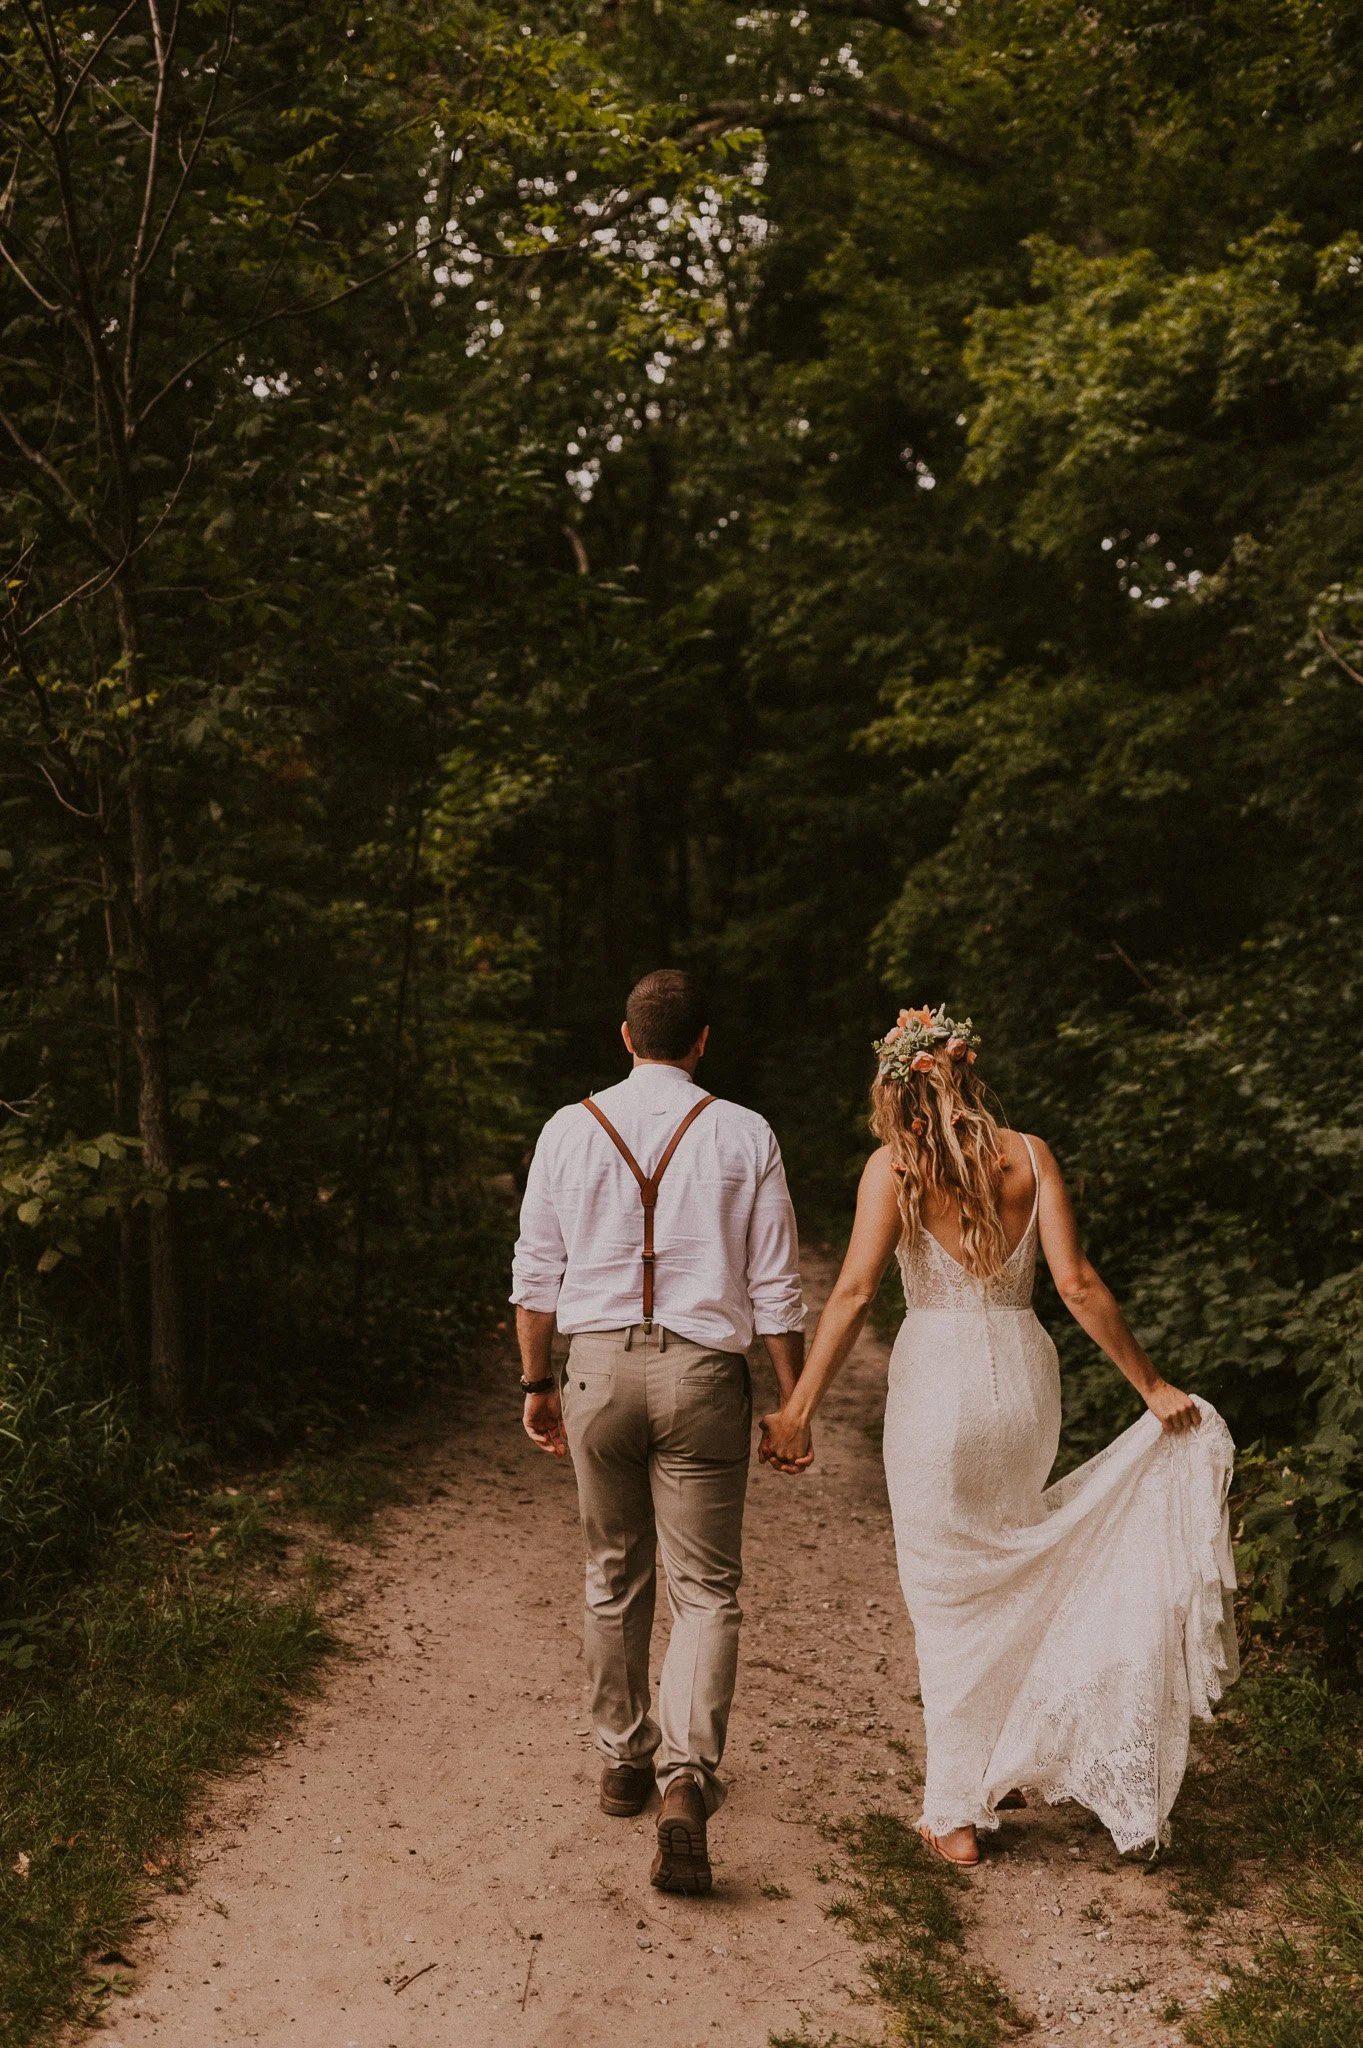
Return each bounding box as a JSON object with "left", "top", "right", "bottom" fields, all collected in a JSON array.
[
  {"left": 621, "top": 1020, "right": 635, "bottom": 1059},
  {"left": 693, "top": 1024, "right": 710, "bottom": 1062}
]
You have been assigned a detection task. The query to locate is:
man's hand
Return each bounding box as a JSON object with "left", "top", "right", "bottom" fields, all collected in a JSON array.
[
  {"left": 758, "top": 1405, "right": 814, "bottom": 1474},
  {"left": 516, "top": 1306, "right": 562, "bottom": 1456},
  {"left": 524, "top": 1387, "right": 568, "bottom": 1456}
]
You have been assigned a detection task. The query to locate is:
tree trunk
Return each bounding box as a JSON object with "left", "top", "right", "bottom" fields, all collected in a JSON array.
[
  {"left": 100, "top": 864, "right": 144, "bottom": 1388},
  {"left": 114, "top": 579, "right": 186, "bottom": 1421}
]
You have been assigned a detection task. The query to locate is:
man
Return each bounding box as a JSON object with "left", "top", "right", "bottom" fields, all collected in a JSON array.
[{"left": 511, "top": 968, "right": 807, "bottom": 1893}]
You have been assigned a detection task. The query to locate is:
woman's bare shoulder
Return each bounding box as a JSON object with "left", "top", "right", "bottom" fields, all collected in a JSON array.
[
  {"left": 999, "top": 1128, "right": 1058, "bottom": 1176},
  {"left": 862, "top": 1143, "right": 899, "bottom": 1186}
]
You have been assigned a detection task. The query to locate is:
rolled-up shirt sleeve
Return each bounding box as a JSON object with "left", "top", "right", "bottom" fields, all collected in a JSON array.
[
  {"left": 509, "top": 1129, "right": 567, "bottom": 1313},
  {"left": 745, "top": 1134, "right": 806, "bottom": 1335}
]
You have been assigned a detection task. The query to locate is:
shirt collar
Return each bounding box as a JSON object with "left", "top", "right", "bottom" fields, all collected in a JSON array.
[{"left": 625, "top": 1062, "right": 704, "bottom": 1097}]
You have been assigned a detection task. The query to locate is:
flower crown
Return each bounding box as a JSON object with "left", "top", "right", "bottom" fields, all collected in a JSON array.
[{"left": 873, "top": 1003, "right": 981, "bottom": 1083}]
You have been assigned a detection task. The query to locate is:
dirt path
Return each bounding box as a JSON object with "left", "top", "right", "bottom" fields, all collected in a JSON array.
[{"left": 93, "top": 1262, "right": 1252, "bottom": 2048}]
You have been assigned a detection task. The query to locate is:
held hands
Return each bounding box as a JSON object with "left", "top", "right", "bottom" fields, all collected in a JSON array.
[
  {"left": 1144, "top": 1381, "right": 1201, "bottom": 1435},
  {"left": 523, "top": 1389, "right": 567, "bottom": 1456},
  {"left": 758, "top": 1406, "right": 815, "bottom": 1474}
]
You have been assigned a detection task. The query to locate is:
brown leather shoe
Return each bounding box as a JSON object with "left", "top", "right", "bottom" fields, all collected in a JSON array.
[
  {"left": 650, "top": 1773, "right": 711, "bottom": 1895},
  {"left": 600, "top": 1761, "right": 654, "bottom": 1817}
]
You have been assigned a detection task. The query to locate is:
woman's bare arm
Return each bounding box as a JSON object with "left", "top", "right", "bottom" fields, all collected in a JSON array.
[
  {"left": 1032, "top": 1138, "right": 1200, "bottom": 1434},
  {"left": 759, "top": 1148, "right": 903, "bottom": 1469}
]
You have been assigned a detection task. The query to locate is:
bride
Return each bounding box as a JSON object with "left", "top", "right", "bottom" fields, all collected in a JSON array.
[{"left": 759, "top": 1005, "right": 1238, "bottom": 1866}]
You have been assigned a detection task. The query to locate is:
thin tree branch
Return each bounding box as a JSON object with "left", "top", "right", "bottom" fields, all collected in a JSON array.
[
  {"left": 18, "top": 566, "right": 119, "bottom": 635},
  {"left": 136, "top": 235, "right": 449, "bottom": 427},
  {"left": 0, "top": 407, "right": 117, "bottom": 562},
  {"left": 858, "top": 96, "right": 983, "bottom": 166},
  {"left": 1107, "top": 940, "right": 1185, "bottom": 1022},
  {"left": 691, "top": 93, "right": 986, "bottom": 170},
  {"left": 31, "top": 8, "right": 135, "bottom": 510},
  {"left": 812, "top": 0, "right": 942, "bottom": 34},
  {"left": 139, "top": 1, "right": 236, "bottom": 280},
  {"left": 1316, "top": 627, "right": 1363, "bottom": 687},
  {"left": 51, "top": 0, "right": 141, "bottom": 130},
  {"left": 0, "top": 223, "right": 63, "bottom": 312},
  {"left": 5, "top": 435, "right": 196, "bottom": 638},
  {"left": 16, "top": 0, "right": 63, "bottom": 97},
  {"left": 124, "top": 0, "right": 182, "bottom": 411},
  {"left": 34, "top": 754, "right": 100, "bottom": 819}
]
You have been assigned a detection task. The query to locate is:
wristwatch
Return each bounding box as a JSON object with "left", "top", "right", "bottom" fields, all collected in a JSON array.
[{"left": 519, "top": 1375, "right": 555, "bottom": 1395}]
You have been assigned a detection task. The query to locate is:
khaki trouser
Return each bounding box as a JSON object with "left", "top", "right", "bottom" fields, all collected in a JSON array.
[{"left": 560, "top": 1324, "right": 752, "bottom": 1816}]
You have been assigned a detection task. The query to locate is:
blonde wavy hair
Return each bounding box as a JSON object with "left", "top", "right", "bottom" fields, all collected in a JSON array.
[{"left": 870, "top": 1049, "right": 1011, "bottom": 1279}]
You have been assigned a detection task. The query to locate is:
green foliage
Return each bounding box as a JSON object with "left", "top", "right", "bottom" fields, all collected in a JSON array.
[
  {"left": 278, "top": 1453, "right": 407, "bottom": 1538},
  {"left": 4, "top": 9, "right": 1363, "bottom": 2033},
  {"left": 1207, "top": 1667, "right": 1363, "bottom": 1868},
  {"left": 1165, "top": 1661, "right": 1363, "bottom": 2046},
  {"left": 0, "top": 1307, "right": 166, "bottom": 1612},
  {"left": 0, "top": 1566, "right": 328, "bottom": 2047},
  {"left": 1187, "top": 1876, "right": 1363, "bottom": 2048}
]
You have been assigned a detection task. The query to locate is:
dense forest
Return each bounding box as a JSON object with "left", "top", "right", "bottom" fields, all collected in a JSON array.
[{"left": 3, "top": 0, "right": 1363, "bottom": 1655}]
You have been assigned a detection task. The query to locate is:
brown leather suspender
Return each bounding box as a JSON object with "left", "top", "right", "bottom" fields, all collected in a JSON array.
[{"left": 581, "top": 1093, "right": 717, "bottom": 1327}]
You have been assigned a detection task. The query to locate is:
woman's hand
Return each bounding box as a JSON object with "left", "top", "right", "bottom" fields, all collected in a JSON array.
[
  {"left": 758, "top": 1406, "right": 814, "bottom": 1473},
  {"left": 1144, "top": 1381, "right": 1201, "bottom": 1435}
]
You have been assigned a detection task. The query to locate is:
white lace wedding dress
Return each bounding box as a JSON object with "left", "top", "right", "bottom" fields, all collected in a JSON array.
[{"left": 883, "top": 1138, "right": 1239, "bottom": 1853}]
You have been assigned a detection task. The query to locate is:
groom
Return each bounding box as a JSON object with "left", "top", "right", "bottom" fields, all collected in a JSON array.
[{"left": 511, "top": 969, "right": 806, "bottom": 1892}]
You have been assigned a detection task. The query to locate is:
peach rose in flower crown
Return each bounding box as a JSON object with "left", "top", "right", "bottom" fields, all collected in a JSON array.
[{"left": 872, "top": 1003, "right": 981, "bottom": 1082}]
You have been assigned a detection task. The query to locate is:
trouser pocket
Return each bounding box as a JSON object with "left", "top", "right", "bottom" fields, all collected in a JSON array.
[{"left": 665, "top": 1351, "right": 752, "bottom": 1464}]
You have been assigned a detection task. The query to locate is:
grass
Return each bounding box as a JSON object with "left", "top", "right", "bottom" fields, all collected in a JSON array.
[
  {"left": 0, "top": 1318, "right": 405, "bottom": 2044},
  {"left": 1185, "top": 1871, "right": 1363, "bottom": 2048},
  {"left": 0, "top": 1225, "right": 503, "bottom": 2045},
  {"left": 0, "top": 1564, "right": 328, "bottom": 2045},
  {"left": 770, "top": 1811, "right": 1028, "bottom": 2048},
  {"left": 0, "top": 1311, "right": 169, "bottom": 1611},
  {"left": 0, "top": 1476, "right": 337, "bottom": 2047},
  {"left": 277, "top": 1450, "right": 408, "bottom": 1536},
  {"left": 1161, "top": 1655, "right": 1363, "bottom": 2048}
]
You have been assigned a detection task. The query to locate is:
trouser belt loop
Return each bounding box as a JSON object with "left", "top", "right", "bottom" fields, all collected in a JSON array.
[
  {"left": 658, "top": 1324, "right": 667, "bottom": 1354},
  {"left": 623, "top": 1325, "right": 633, "bottom": 1352}
]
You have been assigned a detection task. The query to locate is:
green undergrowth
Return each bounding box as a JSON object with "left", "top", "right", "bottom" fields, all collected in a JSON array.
[
  {"left": 276, "top": 1451, "right": 408, "bottom": 1536},
  {"left": 771, "top": 1810, "right": 1027, "bottom": 2048},
  {"left": 0, "top": 1273, "right": 491, "bottom": 2043},
  {"left": 1162, "top": 1654, "right": 1363, "bottom": 2048},
  {"left": 0, "top": 1487, "right": 337, "bottom": 2047},
  {"left": 0, "top": 1339, "right": 418, "bottom": 2044},
  {"left": 1186, "top": 1872, "right": 1363, "bottom": 2048}
]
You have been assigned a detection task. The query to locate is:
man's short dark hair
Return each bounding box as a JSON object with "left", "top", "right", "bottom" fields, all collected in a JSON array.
[{"left": 625, "top": 969, "right": 708, "bottom": 1061}]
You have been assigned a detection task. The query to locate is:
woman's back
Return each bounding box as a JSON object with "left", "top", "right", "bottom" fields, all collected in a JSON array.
[{"left": 917, "top": 1126, "right": 1037, "bottom": 1267}]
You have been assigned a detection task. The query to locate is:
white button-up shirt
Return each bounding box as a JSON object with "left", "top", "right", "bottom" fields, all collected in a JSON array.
[{"left": 510, "top": 1062, "right": 805, "bottom": 1353}]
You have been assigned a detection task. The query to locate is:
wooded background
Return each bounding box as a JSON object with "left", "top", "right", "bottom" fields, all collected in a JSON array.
[{"left": 4, "top": 0, "right": 1362, "bottom": 1653}]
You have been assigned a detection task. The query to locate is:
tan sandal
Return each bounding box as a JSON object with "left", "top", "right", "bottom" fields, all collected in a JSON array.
[{"left": 916, "top": 1821, "right": 979, "bottom": 1868}]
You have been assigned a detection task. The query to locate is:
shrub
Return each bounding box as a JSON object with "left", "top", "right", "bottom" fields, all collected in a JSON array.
[{"left": 0, "top": 1303, "right": 164, "bottom": 1615}]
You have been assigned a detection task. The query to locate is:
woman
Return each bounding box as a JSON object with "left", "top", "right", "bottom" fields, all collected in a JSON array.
[{"left": 759, "top": 1005, "right": 1238, "bottom": 1866}]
